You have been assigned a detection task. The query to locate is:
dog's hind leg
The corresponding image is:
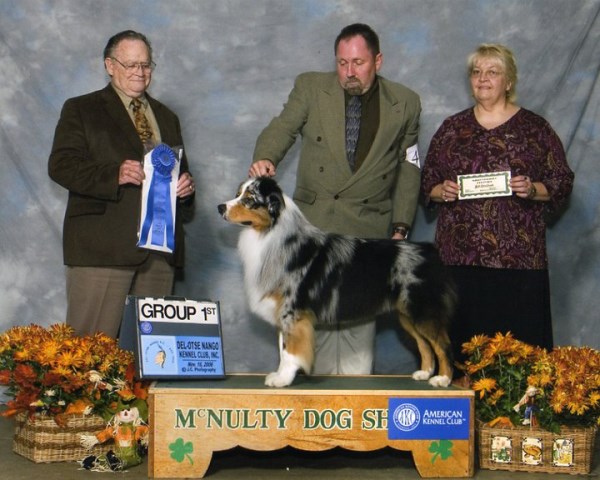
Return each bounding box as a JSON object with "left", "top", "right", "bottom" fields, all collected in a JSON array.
[
  {"left": 405, "top": 315, "right": 453, "bottom": 387},
  {"left": 399, "top": 314, "right": 436, "bottom": 382},
  {"left": 265, "top": 315, "right": 315, "bottom": 387},
  {"left": 418, "top": 324, "right": 453, "bottom": 387}
]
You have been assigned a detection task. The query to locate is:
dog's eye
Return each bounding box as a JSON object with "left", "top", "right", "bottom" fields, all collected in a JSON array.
[{"left": 242, "top": 197, "right": 258, "bottom": 208}]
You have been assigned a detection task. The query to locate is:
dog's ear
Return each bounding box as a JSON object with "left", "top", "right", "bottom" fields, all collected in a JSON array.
[{"left": 266, "top": 191, "right": 284, "bottom": 222}]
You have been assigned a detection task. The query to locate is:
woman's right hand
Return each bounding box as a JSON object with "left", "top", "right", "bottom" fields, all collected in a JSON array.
[{"left": 435, "top": 180, "right": 459, "bottom": 203}]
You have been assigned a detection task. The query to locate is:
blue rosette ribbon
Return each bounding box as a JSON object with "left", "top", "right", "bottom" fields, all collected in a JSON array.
[{"left": 138, "top": 144, "right": 177, "bottom": 252}]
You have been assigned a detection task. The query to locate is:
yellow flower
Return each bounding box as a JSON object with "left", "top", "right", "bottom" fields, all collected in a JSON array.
[
  {"left": 47, "top": 323, "right": 75, "bottom": 341},
  {"left": 487, "top": 388, "right": 505, "bottom": 406},
  {"left": 481, "top": 332, "right": 518, "bottom": 360},
  {"left": 567, "top": 402, "right": 589, "bottom": 416},
  {"left": 55, "top": 349, "right": 86, "bottom": 370},
  {"left": 464, "top": 356, "right": 494, "bottom": 375},
  {"left": 51, "top": 365, "right": 73, "bottom": 378},
  {"left": 528, "top": 371, "right": 553, "bottom": 388},
  {"left": 461, "top": 334, "right": 489, "bottom": 355},
  {"left": 35, "top": 339, "right": 62, "bottom": 366},
  {"left": 473, "top": 377, "right": 497, "bottom": 399},
  {"left": 13, "top": 350, "right": 30, "bottom": 362}
]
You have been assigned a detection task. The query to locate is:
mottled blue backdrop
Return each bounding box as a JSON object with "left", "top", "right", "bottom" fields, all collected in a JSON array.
[{"left": 1, "top": 0, "right": 598, "bottom": 375}]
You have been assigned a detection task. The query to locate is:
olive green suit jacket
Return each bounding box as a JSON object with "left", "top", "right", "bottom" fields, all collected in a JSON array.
[
  {"left": 253, "top": 72, "right": 421, "bottom": 238},
  {"left": 48, "top": 84, "right": 192, "bottom": 267}
]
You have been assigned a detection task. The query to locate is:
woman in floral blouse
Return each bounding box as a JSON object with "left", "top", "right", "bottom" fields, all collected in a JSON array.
[{"left": 422, "top": 44, "right": 574, "bottom": 365}]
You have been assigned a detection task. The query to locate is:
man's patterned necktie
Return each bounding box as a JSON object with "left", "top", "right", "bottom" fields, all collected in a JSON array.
[
  {"left": 131, "top": 98, "right": 154, "bottom": 151},
  {"left": 345, "top": 95, "right": 361, "bottom": 172}
]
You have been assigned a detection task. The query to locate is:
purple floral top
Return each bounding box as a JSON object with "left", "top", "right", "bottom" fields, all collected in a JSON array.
[{"left": 422, "top": 108, "right": 574, "bottom": 270}]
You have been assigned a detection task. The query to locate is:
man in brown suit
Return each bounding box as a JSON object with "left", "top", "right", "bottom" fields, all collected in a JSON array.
[{"left": 48, "top": 30, "right": 194, "bottom": 338}]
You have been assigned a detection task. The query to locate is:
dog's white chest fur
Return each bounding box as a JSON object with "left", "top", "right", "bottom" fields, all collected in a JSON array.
[{"left": 238, "top": 228, "right": 278, "bottom": 325}]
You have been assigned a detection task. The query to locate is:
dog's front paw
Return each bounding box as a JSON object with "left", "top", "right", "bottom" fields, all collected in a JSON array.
[
  {"left": 428, "top": 375, "right": 451, "bottom": 387},
  {"left": 411, "top": 369, "right": 433, "bottom": 381},
  {"left": 265, "top": 371, "right": 294, "bottom": 387}
]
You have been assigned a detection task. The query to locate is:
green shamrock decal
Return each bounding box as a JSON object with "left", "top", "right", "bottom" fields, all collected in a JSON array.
[
  {"left": 169, "top": 437, "right": 194, "bottom": 465},
  {"left": 428, "top": 439, "right": 453, "bottom": 464}
]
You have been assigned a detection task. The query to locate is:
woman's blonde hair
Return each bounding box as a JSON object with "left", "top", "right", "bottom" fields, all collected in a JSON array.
[{"left": 467, "top": 43, "right": 518, "bottom": 102}]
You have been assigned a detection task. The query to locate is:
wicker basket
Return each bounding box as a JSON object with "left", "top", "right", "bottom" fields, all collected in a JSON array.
[
  {"left": 477, "top": 420, "right": 598, "bottom": 474},
  {"left": 13, "top": 412, "right": 113, "bottom": 463}
]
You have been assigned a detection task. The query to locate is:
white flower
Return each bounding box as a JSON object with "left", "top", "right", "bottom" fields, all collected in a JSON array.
[
  {"left": 89, "top": 369, "right": 114, "bottom": 390},
  {"left": 113, "top": 378, "right": 126, "bottom": 390},
  {"left": 88, "top": 370, "right": 103, "bottom": 383}
]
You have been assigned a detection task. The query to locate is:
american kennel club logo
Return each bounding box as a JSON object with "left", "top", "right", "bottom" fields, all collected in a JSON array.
[
  {"left": 392, "top": 403, "right": 421, "bottom": 432},
  {"left": 388, "top": 398, "right": 471, "bottom": 440}
]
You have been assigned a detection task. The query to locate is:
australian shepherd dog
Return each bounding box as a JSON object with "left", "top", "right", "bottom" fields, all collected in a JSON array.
[{"left": 218, "top": 177, "right": 456, "bottom": 388}]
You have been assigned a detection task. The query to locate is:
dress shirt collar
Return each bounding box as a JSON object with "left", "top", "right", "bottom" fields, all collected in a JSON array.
[{"left": 110, "top": 84, "right": 149, "bottom": 110}]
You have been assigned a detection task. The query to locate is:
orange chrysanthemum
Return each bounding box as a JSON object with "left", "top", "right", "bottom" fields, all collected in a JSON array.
[
  {"left": 0, "top": 324, "right": 147, "bottom": 422},
  {"left": 472, "top": 377, "right": 497, "bottom": 399},
  {"left": 458, "top": 332, "right": 600, "bottom": 430}
]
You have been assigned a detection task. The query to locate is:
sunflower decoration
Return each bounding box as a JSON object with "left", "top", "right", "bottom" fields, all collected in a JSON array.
[
  {"left": 459, "top": 332, "right": 600, "bottom": 433},
  {"left": 0, "top": 324, "right": 149, "bottom": 424}
]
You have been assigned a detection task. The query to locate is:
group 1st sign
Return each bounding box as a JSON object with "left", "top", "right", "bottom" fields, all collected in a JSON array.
[{"left": 131, "top": 296, "right": 225, "bottom": 379}]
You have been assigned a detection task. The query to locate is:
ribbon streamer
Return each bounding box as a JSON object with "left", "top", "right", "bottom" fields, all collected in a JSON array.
[{"left": 138, "top": 144, "right": 177, "bottom": 252}]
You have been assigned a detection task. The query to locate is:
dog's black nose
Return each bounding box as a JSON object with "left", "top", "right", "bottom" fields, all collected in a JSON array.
[{"left": 217, "top": 204, "right": 226, "bottom": 215}]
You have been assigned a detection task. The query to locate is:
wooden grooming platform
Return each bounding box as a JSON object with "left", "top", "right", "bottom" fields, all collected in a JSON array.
[{"left": 148, "top": 374, "right": 474, "bottom": 478}]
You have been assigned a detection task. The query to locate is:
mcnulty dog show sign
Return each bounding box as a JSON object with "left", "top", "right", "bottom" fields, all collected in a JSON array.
[{"left": 146, "top": 375, "right": 475, "bottom": 478}]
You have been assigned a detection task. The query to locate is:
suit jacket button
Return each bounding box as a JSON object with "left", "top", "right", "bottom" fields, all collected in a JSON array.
[
  {"left": 316, "top": 136, "right": 322, "bottom": 142},
  {"left": 319, "top": 166, "right": 324, "bottom": 172},
  {"left": 334, "top": 194, "right": 340, "bottom": 200}
]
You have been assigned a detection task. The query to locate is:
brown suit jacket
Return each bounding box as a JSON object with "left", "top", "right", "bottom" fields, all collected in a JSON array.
[{"left": 48, "top": 84, "right": 192, "bottom": 267}]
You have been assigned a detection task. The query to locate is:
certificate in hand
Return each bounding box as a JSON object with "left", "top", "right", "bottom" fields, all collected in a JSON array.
[{"left": 458, "top": 171, "right": 512, "bottom": 200}]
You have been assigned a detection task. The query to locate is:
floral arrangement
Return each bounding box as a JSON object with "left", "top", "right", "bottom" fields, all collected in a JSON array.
[
  {"left": 0, "top": 324, "right": 148, "bottom": 424},
  {"left": 460, "top": 332, "right": 600, "bottom": 433}
]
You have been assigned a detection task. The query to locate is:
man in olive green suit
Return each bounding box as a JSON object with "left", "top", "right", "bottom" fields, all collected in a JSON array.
[
  {"left": 49, "top": 31, "right": 195, "bottom": 339},
  {"left": 249, "top": 24, "right": 421, "bottom": 374}
]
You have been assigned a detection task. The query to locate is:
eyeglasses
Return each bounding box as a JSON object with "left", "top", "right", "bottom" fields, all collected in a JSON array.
[
  {"left": 110, "top": 57, "right": 156, "bottom": 72},
  {"left": 470, "top": 68, "right": 503, "bottom": 79}
]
